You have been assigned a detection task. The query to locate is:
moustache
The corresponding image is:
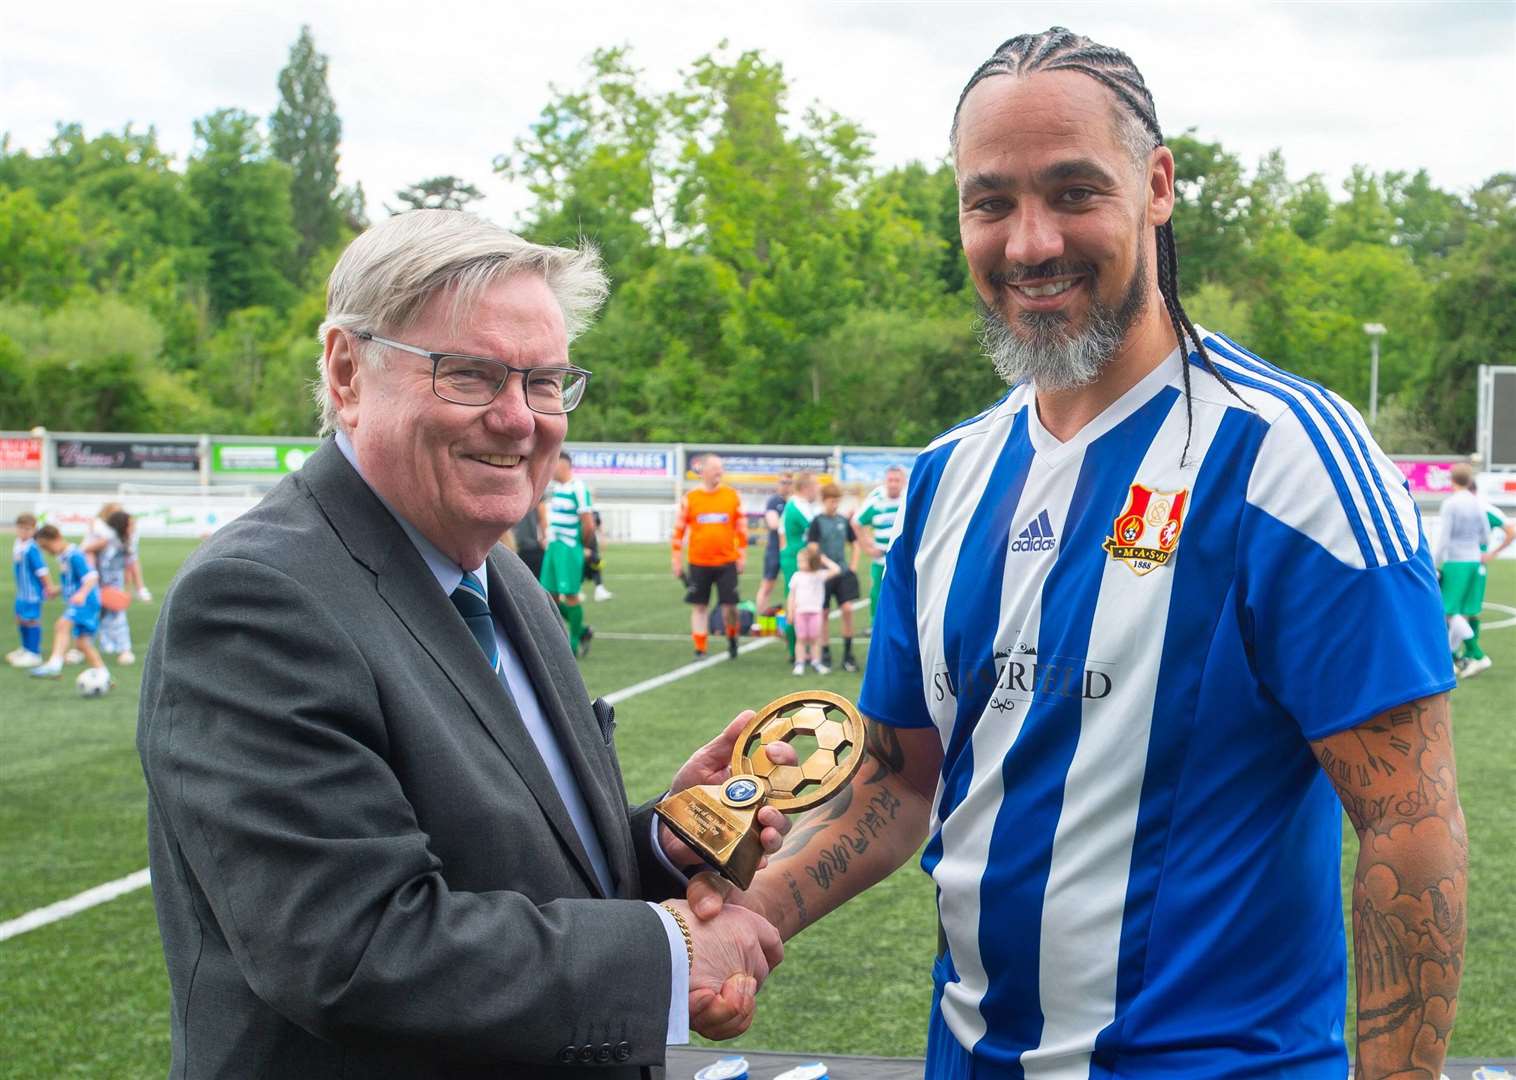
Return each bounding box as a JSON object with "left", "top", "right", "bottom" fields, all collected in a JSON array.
[{"left": 987, "top": 261, "right": 1096, "bottom": 288}]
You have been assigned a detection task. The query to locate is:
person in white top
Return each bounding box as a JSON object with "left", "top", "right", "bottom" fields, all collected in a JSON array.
[{"left": 1436, "top": 463, "right": 1494, "bottom": 677}]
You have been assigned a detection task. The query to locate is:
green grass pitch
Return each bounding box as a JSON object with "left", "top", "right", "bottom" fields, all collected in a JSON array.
[{"left": 2, "top": 537, "right": 1511, "bottom": 1076}]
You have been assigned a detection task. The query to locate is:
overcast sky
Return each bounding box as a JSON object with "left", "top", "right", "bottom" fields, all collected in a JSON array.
[{"left": 3, "top": 1, "right": 1513, "bottom": 227}]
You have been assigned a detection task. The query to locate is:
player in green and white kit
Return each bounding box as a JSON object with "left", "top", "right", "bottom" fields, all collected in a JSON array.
[
  {"left": 538, "top": 452, "right": 595, "bottom": 657},
  {"left": 855, "top": 465, "right": 906, "bottom": 614},
  {"left": 779, "top": 472, "right": 820, "bottom": 662},
  {"left": 1459, "top": 479, "right": 1516, "bottom": 675}
]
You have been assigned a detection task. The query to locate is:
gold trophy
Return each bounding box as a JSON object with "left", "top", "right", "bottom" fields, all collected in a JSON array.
[{"left": 655, "top": 691, "right": 867, "bottom": 889}]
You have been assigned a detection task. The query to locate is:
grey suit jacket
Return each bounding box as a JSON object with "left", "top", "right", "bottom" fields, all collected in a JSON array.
[{"left": 138, "top": 441, "right": 685, "bottom": 1078}]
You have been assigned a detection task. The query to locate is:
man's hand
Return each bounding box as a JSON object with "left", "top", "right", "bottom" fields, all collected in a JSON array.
[
  {"left": 682, "top": 722, "right": 940, "bottom": 942},
  {"left": 44, "top": 583, "right": 60, "bottom": 599},
  {"left": 736, "top": 552, "right": 746, "bottom": 575},
  {"left": 686, "top": 870, "right": 766, "bottom": 924},
  {"left": 672, "top": 556, "right": 684, "bottom": 580},
  {"left": 661, "top": 711, "right": 797, "bottom": 875},
  {"left": 664, "top": 899, "right": 783, "bottom": 1040},
  {"left": 70, "top": 589, "right": 89, "bottom": 607}
]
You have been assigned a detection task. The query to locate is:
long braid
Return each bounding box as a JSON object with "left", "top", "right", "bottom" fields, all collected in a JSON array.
[{"left": 950, "top": 28, "right": 1248, "bottom": 458}]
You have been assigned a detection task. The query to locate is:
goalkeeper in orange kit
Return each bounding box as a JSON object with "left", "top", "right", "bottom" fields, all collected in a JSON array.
[{"left": 673, "top": 453, "right": 748, "bottom": 660}]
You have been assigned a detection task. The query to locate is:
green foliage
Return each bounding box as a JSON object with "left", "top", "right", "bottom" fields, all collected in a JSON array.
[
  {"left": 1169, "top": 132, "right": 1252, "bottom": 288},
  {"left": 0, "top": 186, "right": 88, "bottom": 307},
  {"left": 387, "top": 175, "right": 485, "bottom": 214},
  {"left": 271, "top": 26, "right": 345, "bottom": 271},
  {"left": 1181, "top": 281, "right": 1252, "bottom": 340},
  {"left": 0, "top": 38, "right": 1504, "bottom": 449},
  {"left": 1245, "top": 231, "right": 1435, "bottom": 406},
  {"left": 0, "top": 296, "right": 209, "bottom": 431},
  {"left": 187, "top": 108, "right": 300, "bottom": 319},
  {"left": 1425, "top": 215, "right": 1516, "bottom": 449}
]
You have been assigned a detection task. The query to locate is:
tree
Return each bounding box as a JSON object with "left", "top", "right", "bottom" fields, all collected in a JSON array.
[
  {"left": 270, "top": 26, "right": 344, "bottom": 270},
  {"left": 1385, "top": 168, "right": 1468, "bottom": 264},
  {"left": 186, "top": 109, "right": 299, "bottom": 318},
  {"left": 0, "top": 295, "right": 211, "bottom": 432},
  {"left": 500, "top": 46, "right": 674, "bottom": 285},
  {"left": 387, "top": 176, "right": 485, "bottom": 214},
  {"left": 1423, "top": 214, "right": 1516, "bottom": 449},
  {"left": 1322, "top": 165, "right": 1397, "bottom": 250},
  {"left": 0, "top": 186, "right": 88, "bottom": 307},
  {"left": 1168, "top": 132, "right": 1252, "bottom": 288},
  {"left": 1245, "top": 231, "right": 1435, "bottom": 413}
]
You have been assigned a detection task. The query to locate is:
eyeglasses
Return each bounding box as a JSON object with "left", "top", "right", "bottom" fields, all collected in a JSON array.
[{"left": 354, "top": 331, "right": 591, "bottom": 414}]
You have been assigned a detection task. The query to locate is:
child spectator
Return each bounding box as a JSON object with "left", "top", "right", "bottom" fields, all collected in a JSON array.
[
  {"left": 787, "top": 547, "right": 840, "bottom": 677},
  {"left": 28, "top": 525, "right": 109, "bottom": 684},
  {"left": 8, "top": 512, "right": 54, "bottom": 668},
  {"left": 94, "top": 510, "right": 136, "bottom": 664},
  {"left": 92, "top": 502, "right": 150, "bottom": 603}
]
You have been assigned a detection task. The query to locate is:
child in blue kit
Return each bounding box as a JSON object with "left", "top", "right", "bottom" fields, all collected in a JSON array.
[
  {"left": 28, "top": 524, "right": 109, "bottom": 684},
  {"left": 8, "top": 512, "right": 54, "bottom": 668}
]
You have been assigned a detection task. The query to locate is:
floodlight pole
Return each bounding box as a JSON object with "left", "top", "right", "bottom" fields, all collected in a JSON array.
[{"left": 1363, "top": 323, "right": 1387, "bottom": 428}]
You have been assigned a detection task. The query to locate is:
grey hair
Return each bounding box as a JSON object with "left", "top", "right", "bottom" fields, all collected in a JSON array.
[{"left": 313, "top": 209, "right": 609, "bottom": 436}]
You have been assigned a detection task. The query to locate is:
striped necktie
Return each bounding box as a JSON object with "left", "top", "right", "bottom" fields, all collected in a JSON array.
[{"left": 450, "top": 572, "right": 499, "bottom": 672}]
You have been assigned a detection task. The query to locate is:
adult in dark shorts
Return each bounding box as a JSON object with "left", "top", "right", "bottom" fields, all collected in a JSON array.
[
  {"left": 805, "top": 482, "right": 861, "bottom": 671},
  {"left": 508, "top": 498, "right": 545, "bottom": 580},
  {"left": 672, "top": 454, "right": 748, "bottom": 659},
  {"left": 754, "top": 473, "right": 792, "bottom": 620}
]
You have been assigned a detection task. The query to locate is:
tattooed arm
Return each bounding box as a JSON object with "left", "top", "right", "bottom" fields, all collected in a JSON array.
[
  {"left": 1310, "top": 694, "right": 1467, "bottom": 1080},
  {"left": 687, "top": 721, "right": 942, "bottom": 940}
]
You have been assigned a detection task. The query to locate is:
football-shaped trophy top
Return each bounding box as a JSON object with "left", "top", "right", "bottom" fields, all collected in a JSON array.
[{"left": 731, "top": 690, "right": 868, "bottom": 812}]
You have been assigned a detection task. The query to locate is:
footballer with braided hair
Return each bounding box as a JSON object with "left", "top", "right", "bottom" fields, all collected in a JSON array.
[{"left": 685, "top": 27, "right": 1464, "bottom": 1080}]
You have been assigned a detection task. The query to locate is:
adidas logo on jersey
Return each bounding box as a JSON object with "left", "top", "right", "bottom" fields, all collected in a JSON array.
[{"left": 1010, "top": 509, "right": 1057, "bottom": 552}]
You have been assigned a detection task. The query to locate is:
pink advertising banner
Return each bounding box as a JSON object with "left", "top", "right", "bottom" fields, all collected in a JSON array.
[{"left": 1393, "top": 458, "right": 1464, "bottom": 497}]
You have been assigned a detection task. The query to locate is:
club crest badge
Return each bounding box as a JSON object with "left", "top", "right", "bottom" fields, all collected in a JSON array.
[{"left": 1102, "top": 484, "right": 1189, "bottom": 576}]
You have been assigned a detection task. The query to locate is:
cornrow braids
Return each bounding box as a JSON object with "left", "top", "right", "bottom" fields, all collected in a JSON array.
[{"left": 951, "top": 27, "right": 1248, "bottom": 462}]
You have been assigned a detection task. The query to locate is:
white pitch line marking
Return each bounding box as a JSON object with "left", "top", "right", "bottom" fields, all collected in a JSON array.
[
  {"left": 1482, "top": 601, "right": 1516, "bottom": 631},
  {"left": 0, "top": 869, "right": 152, "bottom": 942},
  {"left": 3, "top": 600, "right": 872, "bottom": 942}
]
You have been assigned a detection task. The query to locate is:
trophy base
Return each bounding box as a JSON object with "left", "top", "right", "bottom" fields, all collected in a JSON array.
[{"left": 655, "top": 786, "right": 764, "bottom": 890}]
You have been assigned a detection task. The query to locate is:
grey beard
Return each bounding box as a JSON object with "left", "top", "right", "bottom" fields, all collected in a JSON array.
[{"left": 977, "top": 257, "right": 1149, "bottom": 392}]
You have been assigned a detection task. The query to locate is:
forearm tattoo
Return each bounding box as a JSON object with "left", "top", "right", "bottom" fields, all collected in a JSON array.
[
  {"left": 770, "top": 721, "right": 909, "bottom": 883},
  {"left": 1317, "top": 698, "right": 1467, "bottom": 1080}
]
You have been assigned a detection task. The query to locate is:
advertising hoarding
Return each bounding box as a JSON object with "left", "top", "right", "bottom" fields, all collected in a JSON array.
[
  {"left": 686, "top": 449, "right": 832, "bottom": 485},
  {"left": 0, "top": 437, "right": 41, "bottom": 471},
  {"left": 54, "top": 438, "right": 199, "bottom": 472},
  {"left": 211, "top": 441, "right": 322, "bottom": 474},
  {"left": 567, "top": 447, "right": 674, "bottom": 477}
]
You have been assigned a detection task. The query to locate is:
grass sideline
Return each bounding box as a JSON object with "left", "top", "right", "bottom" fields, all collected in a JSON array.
[{"left": 0, "top": 537, "right": 1511, "bottom": 1075}]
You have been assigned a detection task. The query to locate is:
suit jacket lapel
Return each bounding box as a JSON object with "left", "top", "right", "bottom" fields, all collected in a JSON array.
[
  {"left": 299, "top": 441, "right": 606, "bottom": 897},
  {"left": 486, "top": 553, "right": 635, "bottom": 898}
]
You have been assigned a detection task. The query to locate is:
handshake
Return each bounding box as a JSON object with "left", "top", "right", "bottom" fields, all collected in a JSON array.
[{"left": 656, "top": 710, "right": 803, "bottom": 1040}]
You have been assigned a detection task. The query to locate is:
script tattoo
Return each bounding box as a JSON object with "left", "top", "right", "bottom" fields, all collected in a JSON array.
[
  {"left": 1313, "top": 697, "right": 1467, "bottom": 1080},
  {"left": 782, "top": 870, "right": 809, "bottom": 928},
  {"left": 802, "top": 786, "right": 903, "bottom": 891}
]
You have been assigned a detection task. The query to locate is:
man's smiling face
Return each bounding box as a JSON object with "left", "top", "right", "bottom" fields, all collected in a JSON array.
[
  {"left": 343, "top": 273, "right": 569, "bottom": 562},
  {"left": 956, "top": 69, "right": 1161, "bottom": 388}
]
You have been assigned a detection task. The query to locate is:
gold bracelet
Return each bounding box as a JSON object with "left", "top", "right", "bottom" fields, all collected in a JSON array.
[{"left": 660, "top": 903, "right": 694, "bottom": 973}]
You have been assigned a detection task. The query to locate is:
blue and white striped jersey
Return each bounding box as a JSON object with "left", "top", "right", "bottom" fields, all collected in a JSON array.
[
  {"left": 860, "top": 330, "right": 1452, "bottom": 1079},
  {"left": 59, "top": 544, "right": 100, "bottom": 613},
  {"left": 12, "top": 537, "right": 49, "bottom": 605}
]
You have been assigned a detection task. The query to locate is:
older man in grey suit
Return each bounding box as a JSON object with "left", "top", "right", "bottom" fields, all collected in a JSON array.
[{"left": 138, "top": 211, "right": 786, "bottom": 1078}]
